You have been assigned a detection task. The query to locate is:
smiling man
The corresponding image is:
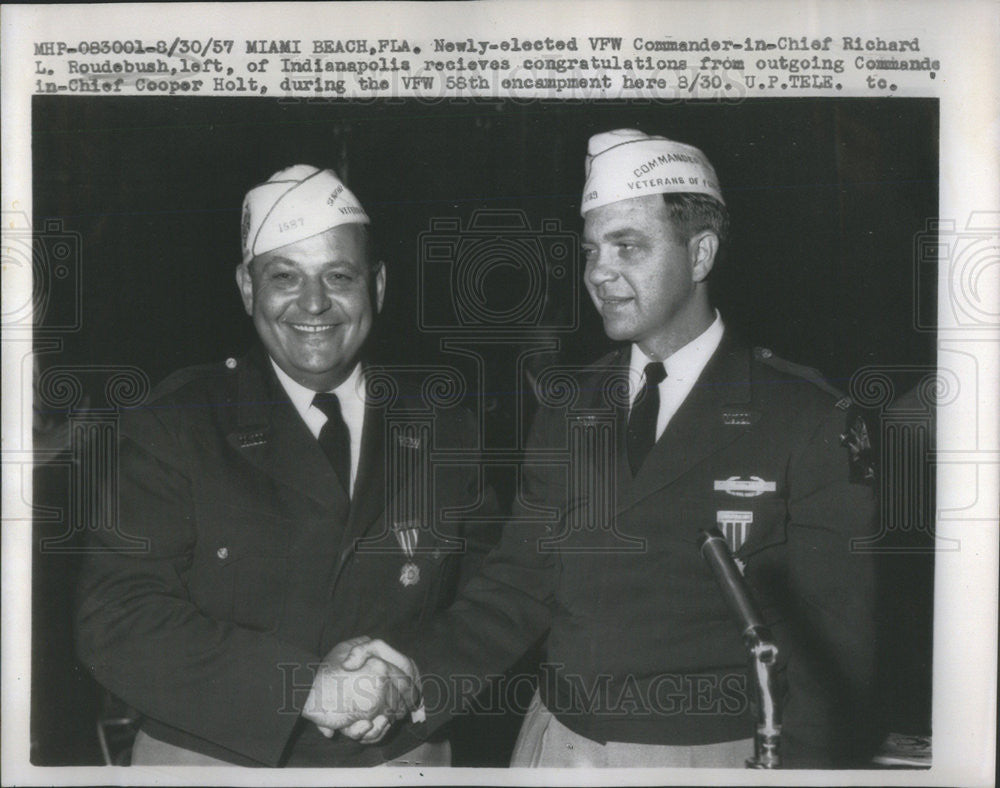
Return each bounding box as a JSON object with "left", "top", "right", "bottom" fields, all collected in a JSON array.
[
  {"left": 342, "top": 130, "right": 881, "bottom": 768},
  {"left": 76, "top": 165, "right": 492, "bottom": 767},
  {"left": 236, "top": 168, "right": 382, "bottom": 396}
]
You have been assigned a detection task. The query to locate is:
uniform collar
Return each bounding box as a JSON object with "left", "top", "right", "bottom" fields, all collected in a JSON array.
[
  {"left": 615, "top": 327, "right": 755, "bottom": 515},
  {"left": 628, "top": 310, "right": 724, "bottom": 394},
  {"left": 270, "top": 358, "right": 366, "bottom": 420}
]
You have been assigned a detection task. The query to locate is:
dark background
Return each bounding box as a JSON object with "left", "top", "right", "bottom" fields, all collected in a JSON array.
[{"left": 31, "top": 96, "right": 937, "bottom": 765}]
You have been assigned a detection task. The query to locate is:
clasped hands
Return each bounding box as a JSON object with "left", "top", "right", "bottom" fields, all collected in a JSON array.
[{"left": 303, "top": 636, "right": 419, "bottom": 744}]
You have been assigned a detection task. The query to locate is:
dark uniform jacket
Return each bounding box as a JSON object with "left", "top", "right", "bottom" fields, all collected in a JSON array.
[
  {"left": 399, "top": 330, "right": 878, "bottom": 767},
  {"left": 75, "top": 347, "right": 494, "bottom": 766}
]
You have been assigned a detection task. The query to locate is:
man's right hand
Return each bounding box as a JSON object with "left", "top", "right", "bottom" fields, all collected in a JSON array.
[
  {"left": 341, "top": 637, "right": 419, "bottom": 679},
  {"left": 303, "top": 637, "right": 418, "bottom": 740}
]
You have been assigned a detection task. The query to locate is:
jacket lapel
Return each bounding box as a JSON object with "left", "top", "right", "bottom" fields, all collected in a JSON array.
[
  {"left": 226, "top": 348, "right": 347, "bottom": 512},
  {"left": 328, "top": 376, "right": 435, "bottom": 594},
  {"left": 338, "top": 392, "right": 388, "bottom": 556},
  {"left": 591, "top": 348, "right": 633, "bottom": 512},
  {"left": 616, "top": 331, "right": 754, "bottom": 516},
  {"left": 563, "top": 348, "right": 636, "bottom": 523}
]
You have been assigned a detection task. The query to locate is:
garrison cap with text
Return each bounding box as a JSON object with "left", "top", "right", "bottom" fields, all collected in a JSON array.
[
  {"left": 581, "top": 129, "right": 725, "bottom": 215},
  {"left": 241, "top": 164, "right": 370, "bottom": 264}
]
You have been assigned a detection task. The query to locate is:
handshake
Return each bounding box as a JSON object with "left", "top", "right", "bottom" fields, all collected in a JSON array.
[{"left": 302, "top": 636, "right": 420, "bottom": 744}]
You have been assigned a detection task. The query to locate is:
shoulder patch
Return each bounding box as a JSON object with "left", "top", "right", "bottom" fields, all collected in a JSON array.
[
  {"left": 755, "top": 348, "right": 846, "bottom": 402},
  {"left": 840, "top": 411, "right": 876, "bottom": 484}
]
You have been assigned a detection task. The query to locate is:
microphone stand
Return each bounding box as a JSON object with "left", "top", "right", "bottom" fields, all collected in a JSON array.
[{"left": 697, "top": 527, "right": 782, "bottom": 769}]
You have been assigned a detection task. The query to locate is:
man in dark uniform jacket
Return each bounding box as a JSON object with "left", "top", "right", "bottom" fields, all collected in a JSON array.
[
  {"left": 343, "top": 130, "right": 879, "bottom": 767},
  {"left": 75, "top": 165, "right": 491, "bottom": 766}
]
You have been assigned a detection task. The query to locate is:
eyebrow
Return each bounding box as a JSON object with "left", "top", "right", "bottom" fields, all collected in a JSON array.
[
  {"left": 604, "top": 228, "right": 644, "bottom": 240},
  {"left": 583, "top": 228, "right": 645, "bottom": 244},
  {"left": 257, "top": 257, "right": 359, "bottom": 269}
]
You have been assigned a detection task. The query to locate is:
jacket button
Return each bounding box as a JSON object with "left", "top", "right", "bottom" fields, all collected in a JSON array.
[
  {"left": 225, "top": 357, "right": 238, "bottom": 370},
  {"left": 216, "top": 546, "right": 229, "bottom": 560}
]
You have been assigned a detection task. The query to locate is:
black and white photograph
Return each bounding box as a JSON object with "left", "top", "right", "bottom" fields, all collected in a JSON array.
[{"left": 2, "top": 3, "right": 997, "bottom": 786}]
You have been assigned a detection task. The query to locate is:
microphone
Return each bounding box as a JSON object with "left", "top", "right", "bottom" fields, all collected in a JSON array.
[
  {"left": 698, "top": 526, "right": 782, "bottom": 768},
  {"left": 697, "top": 527, "right": 764, "bottom": 638}
]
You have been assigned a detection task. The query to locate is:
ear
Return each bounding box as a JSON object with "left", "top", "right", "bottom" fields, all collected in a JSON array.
[
  {"left": 235, "top": 263, "right": 254, "bottom": 316},
  {"left": 373, "top": 262, "right": 386, "bottom": 313},
  {"left": 688, "top": 231, "right": 719, "bottom": 283}
]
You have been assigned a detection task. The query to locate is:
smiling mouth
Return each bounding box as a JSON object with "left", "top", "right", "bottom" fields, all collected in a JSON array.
[
  {"left": 288, "top": 323, "right": 339, "bottom": 334},
  {"left": 598, "top": 296, "right": 633, "bottom": 308}
]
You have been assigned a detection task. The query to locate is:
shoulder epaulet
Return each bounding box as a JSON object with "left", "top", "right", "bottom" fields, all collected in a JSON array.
[
  {"left": 147, "top": 356, "right": 240, "bottom": 402},
  {"left": 753, "top": 346, "right": 849, "bottom": 407}
]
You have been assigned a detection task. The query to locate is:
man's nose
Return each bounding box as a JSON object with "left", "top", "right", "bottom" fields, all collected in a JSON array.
[
  {"left": 298, "top": 277, "right": 333, "bottom": 313},
  {"left": 586, "top": 251, "right": 615, "bottom": 286}
]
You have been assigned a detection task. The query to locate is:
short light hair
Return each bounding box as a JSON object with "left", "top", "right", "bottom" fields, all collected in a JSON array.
[{"left": 661, "top": 193, "right": 730, "bottom": 264}]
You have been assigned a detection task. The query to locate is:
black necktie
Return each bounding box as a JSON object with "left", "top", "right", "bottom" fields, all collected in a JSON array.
[
  {"left": 627, "top": 361, "right": 667, "bottom": 476},
  {"left": 312, "top": 392, "right": 351, "bottom": 495}
]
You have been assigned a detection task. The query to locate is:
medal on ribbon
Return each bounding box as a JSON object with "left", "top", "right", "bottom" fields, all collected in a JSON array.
[
  {"left": 393, "top": 520, "right": 421, "bottom": 587},
  {"left": 716, "top": 510, "right": 754, "bottom": 553}
]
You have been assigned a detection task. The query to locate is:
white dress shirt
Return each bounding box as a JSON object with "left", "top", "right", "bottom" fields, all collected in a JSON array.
[
  {"left": 628, "top": 311, "right": 725, "bottom": 441},
  {"left": 270, "top": 360, "right": 366, "bottom": 495}
]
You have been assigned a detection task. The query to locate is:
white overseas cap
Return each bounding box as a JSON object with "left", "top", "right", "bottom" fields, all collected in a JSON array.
[
  {"left": 240, "top": 165, "right": 369, "bottom": 264},
  {"left": 581, "top": 129, "right": 724, "bottom": 216}
]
